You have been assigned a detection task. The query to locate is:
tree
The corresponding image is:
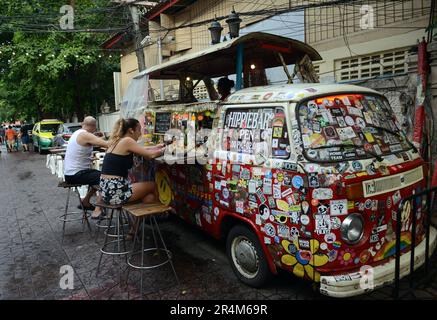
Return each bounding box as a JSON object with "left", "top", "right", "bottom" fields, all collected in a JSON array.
[{"left": 0, "top": 0, "right": 124, "bottom": 123}]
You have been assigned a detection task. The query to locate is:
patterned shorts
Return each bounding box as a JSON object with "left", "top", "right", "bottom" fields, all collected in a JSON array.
[{"left": 99, "top": 177, "right": 133, "bottom": 205}]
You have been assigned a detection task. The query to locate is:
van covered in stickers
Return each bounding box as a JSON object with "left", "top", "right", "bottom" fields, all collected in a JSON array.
[
  {"left": 122, "top": 32, "right": 437, "bottom": 298},
  {"left": 218, "top": 83, "right": 436, "bottom": 297}
]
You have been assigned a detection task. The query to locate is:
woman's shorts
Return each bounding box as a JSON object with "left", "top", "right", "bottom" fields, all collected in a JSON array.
[{"left": 99, "top": 177, "right": 133, "bottom": 205}]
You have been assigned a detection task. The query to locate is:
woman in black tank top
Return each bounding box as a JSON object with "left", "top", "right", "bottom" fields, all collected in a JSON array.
[{"left": 99, "top": 118, "right": 165, "bottom": 207}]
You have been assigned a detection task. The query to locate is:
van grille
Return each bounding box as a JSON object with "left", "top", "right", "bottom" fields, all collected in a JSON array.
[{"left": 362, "top": 166, "right": 423, "bottom": 197}]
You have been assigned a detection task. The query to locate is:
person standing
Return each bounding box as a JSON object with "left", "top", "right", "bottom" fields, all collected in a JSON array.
[
  {"left": 20, "top": 126, "right": 30, "bottom": 152},
  {"left": 5, "top": 126, "right": 16, "bottom": 152},
  {"left": 0, "top": 125, "right": 5, "bottom": 153},
  {"left": 0, "top": 125, "right": 5, "bottom": 145},
  {"left": 217, "top": 77, "right": 235, "bottom": 101},
  {"left": 64, "top": 116, "right": 109, "bottom": 217}
]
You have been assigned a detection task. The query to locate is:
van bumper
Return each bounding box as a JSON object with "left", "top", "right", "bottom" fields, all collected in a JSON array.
[{"left": 319, "top": 226, "right": 437, "bottom": 298}]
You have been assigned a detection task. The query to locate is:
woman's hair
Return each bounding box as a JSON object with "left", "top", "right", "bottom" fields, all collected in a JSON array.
[{"left": 109, "top": 118, "right": 140, "bottom": 146}]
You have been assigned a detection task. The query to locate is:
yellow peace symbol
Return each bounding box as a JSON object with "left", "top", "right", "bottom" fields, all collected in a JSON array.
[{"left": 155, "top": 170, "right": 173, "bottom": 206}]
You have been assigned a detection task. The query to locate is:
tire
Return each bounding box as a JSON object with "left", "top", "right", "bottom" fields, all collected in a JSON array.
[
  {"left": 226, "top": 224, "right": 272, "bottom": 288},
  {"left": 38, "top": 142, "right": 42, "bottom": 154},
  {"left": 33, "top": 140, "right": 38, "bottom": 152}
]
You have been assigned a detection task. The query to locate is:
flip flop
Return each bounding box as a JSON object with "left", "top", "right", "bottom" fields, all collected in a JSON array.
[{"left": 77, "top": 204, "right": 95, "bottom": 211}]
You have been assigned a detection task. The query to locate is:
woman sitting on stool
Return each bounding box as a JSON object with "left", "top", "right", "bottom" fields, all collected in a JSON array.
[{"left": 99, "top": 118, "right": 166, "bottom": 234}]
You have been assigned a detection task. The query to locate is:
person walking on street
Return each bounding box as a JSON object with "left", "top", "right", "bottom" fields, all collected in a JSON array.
[
  {"left": 5, "top": 126, "right": 16, "bottom": 152},
  {"left": 19, "top": 126, "right": 30, "bottom": 152},
  {"left": 0, "top": 125, "right": 5, "bottom": 153},
  {"left": 0, "top": 125, "right": 5, "bottom": 145},
  {"left": 64, "top": 116, "right": 109, "bottom": 217}
]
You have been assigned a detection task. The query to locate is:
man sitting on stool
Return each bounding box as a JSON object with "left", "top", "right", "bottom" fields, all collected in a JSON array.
[{"left": 64, "top": 116, "right": 109, "bottom": 218}]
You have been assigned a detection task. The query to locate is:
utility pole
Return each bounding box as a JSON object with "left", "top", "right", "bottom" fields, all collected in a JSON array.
[
  {"left": 129, "top": 4, "right": 146, "bottom": 72},
  {"left": 157, "top": 37, "right": 164, "bottom": 98}
]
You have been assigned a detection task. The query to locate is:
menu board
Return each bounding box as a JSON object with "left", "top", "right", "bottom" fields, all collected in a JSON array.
[{"left": 154, "top": 112, "right": 171, "bottom": 134}]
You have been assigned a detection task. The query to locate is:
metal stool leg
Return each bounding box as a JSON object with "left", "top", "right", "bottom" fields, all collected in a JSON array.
[
  {"left": 140, "top": 217, "right": 145, "bottom": 299},
  {"left": 125, "top": 215, "right": 141, "bottom": 288},
  {"left": 61, "top": 187, "right": 72, "bottom": 244},
  {"left": 150, "top": 216, "right": 159, "bottom": 252},
  {"left": 96, "top": 208, "right": 115, "bottom": 276},
  {"left": 152, "top": 216, "right": 179, "bottom": 285},
  {"left": 75, "top": 187, "right": 92, "bottom": 236},
  {"left": 95, "top": 207, "right": 108, "bottom": 242}
]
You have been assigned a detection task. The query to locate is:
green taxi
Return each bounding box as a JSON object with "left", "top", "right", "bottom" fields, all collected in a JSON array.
[{"left": 32, "top": 119, "right": 64, "bottom": 154}]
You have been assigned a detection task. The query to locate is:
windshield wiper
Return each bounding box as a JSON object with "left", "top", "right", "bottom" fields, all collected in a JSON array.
[
  {"left": 308, "top": 144, "right": 384, "bottom": 162},
  {"left": 366, "top": 125, "right": 418, "bottom": 153}
]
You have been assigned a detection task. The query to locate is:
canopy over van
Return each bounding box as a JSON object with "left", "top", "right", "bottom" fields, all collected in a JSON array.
[
  {"left": 121, "top": 32, "right": 322, "bottom": 117},
  {"left": 139, "top": 32, "right": 322, "bottom": 80}
]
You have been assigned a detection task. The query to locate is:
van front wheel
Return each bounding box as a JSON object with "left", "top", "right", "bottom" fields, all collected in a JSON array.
[{"left": 226, "top": 225, "right": 271, "bottom": 287}]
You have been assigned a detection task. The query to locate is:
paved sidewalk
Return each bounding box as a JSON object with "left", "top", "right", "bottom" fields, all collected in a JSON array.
[{"left": 1, "top": 148, "right": 437, "bottom": 300}]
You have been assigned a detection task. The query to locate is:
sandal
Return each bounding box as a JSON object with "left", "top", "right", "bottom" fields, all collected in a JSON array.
[{"left": 77, "top": 204, "right": 96, "bottom": 211}]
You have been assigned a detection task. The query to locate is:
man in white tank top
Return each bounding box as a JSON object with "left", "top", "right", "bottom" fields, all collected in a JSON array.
[{"left": 64, "top": 116, "right": 108, "bottom": 217}]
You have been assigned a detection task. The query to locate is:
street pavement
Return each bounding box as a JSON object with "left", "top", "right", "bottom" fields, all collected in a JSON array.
[{"left": 1, "top": 146, "right": 437, "bottom": 300}]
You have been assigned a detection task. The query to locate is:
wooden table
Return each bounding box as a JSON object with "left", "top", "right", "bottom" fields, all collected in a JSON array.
[{"left": 48, "top": 148, "right": 67, "bottom": 154}]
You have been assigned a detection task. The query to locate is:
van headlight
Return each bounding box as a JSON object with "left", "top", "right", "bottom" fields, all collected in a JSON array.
[{"left": 340, "top": 213, "right": 364, "bottom": 244}]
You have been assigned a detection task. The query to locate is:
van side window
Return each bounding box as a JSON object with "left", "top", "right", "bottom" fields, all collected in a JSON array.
[{"left": 222, "top": 107, "right": 290, "bottom": 159}]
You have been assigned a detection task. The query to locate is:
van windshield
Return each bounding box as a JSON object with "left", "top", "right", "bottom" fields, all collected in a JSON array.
[{"left": 297, "top": 94, "right": 412, "bottom": 162}]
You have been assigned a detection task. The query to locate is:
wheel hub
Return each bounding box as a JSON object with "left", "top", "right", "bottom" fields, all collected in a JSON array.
[{"left": 234, "top": 237, "right": 258, "bottom": 274}]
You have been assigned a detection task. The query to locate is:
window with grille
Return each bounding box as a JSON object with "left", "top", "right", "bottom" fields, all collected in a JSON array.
[
  {"left": 193, "top": 84, "right": 209, "bottom": 100},
  {"left": 335, "top": 48, "right": 409, "bottom": 82}
]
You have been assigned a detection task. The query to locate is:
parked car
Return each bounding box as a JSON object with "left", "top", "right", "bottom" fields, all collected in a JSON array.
[
  {"left": 32, "top": 119, "right": 64, "bottom": 154},
  {"left": 57, "top": 122, "right": 82, "bottom": 141}
]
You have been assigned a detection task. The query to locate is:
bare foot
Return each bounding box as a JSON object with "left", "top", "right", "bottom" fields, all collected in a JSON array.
[{"left": 91, "top": 208, "right": 102, "bottom": 219}]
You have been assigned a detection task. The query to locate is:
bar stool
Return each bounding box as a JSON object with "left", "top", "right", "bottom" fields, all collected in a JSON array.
[
  {"left": 94, "top": 214, "right": 110, "bottom": 241},
  {"left": 95, "top": 207, "right": 131, "bottom": 242},
  {"left": 95, "top": 201, "right": 132, "bottom": 284},
  {"left": 124, "top": 202, "right": 179, "bottom": 298},
  {"left": 58, "top": 181, "right": 92, "bottom": 243}
]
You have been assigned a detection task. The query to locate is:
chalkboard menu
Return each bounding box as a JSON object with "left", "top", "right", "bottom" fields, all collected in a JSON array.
[{"left": 154, "top": 112, "right": 171, "bottom": 134}]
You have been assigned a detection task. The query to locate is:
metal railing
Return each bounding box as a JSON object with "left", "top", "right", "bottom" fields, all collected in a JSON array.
[{"left": 393, "top": 186, "right": 437, "bottom": 299}]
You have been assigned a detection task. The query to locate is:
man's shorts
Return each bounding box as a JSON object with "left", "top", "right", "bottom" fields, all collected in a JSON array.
[{"left": 64, "top": 169, "right": 101, "bottom": 187}]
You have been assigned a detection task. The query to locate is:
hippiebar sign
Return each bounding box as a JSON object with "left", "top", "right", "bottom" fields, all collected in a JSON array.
[{"left": 225, "top": 110, "right": 275, "bottom": 130}]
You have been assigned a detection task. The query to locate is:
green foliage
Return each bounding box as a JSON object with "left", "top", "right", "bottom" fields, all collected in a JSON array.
[{"left": 0, "top": 0, "right": 122, "bottom": 123}]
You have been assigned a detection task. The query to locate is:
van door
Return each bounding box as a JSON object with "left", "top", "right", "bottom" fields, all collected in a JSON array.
[{"left": 211, "top": 105, "right": 298, "bottom": 229}]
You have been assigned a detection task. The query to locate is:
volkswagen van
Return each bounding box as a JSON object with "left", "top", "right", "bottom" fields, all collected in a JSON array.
[{"left": 122, "top": 32, "right": 437, "bottom": 297}]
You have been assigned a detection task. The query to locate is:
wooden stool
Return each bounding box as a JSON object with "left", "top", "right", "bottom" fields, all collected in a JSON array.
[
  {"left": 124, "top": 202, "right": 179, "bottom": 299},
  {"left": 95, "top": 201, "right": 132, "bottom": 283},
  {"left": 58, "top": 181, "right": 92, "bottom": 243}
]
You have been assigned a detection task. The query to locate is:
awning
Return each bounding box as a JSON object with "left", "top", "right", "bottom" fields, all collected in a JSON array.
[{"left": 136, "top": 32, "right": 322, "bottom": 80}]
